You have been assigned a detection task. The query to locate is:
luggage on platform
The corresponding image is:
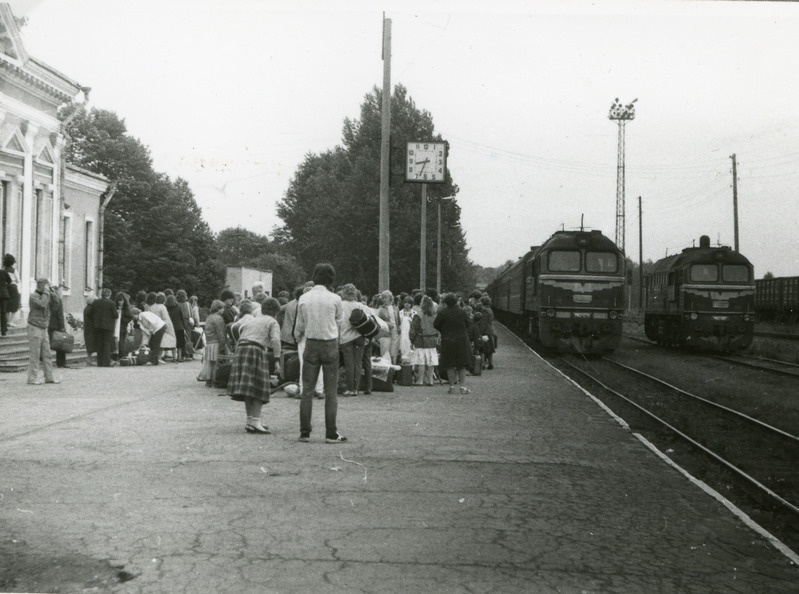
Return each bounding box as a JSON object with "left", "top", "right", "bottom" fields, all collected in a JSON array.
[
  {"left": 280, "top": 350, "right": 299, "bottom": 382},
  {"left": 119, "top": 354, "right": 136, "bottom": 366},
  {"left": 349, "top": 308, "right": 380, "bottom": 339},
  {"left": 50, "top": 331, "right": 74, "bottom": 353},
  {"left": 471, "top": 354, "right": 483, "bottom": 376},
  {"left": 135, "top": 347, "right": 151, "bottom": 366},
  {"left": 365, "top": 357, "right": 395, "bottom": 392},
  {"left": 191, "top": 328, "right": 205, "bottom": 350},
  {"left": 214, "top": 355, "right": 232, "bottom": 388},
  {"left": 396, "top": 363, "right": 414, "bottom": 386}
]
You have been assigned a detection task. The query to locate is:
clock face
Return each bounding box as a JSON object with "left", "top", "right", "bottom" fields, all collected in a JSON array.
[{"left": 406, "top": 142, "right": 446, "bottom": 183}]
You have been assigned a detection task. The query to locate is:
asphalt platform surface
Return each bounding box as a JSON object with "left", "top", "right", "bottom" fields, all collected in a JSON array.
[{"left": 0, "top": 325, "right": 797, "bottom": 593}]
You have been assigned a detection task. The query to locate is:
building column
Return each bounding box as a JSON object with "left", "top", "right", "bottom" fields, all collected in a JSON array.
[{"left": 20, "top": 121, "right": 38, "bottom": 309}]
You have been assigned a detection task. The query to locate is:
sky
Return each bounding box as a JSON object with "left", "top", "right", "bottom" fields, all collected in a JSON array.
[{"left": 9, "top": 0, "right": 799, "bottom": 277}]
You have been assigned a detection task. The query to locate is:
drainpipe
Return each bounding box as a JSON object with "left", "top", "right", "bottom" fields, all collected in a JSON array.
[{"left": 97, "top": 180, "right": 117, "bottom": 293}]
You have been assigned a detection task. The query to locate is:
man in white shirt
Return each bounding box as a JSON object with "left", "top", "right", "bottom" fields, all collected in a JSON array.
[
  {"left": 294, "top": 263, "right": 346, "bottom": 443},
  {"left": 131, "top": 308, "right": 166, "bottom": 365}
]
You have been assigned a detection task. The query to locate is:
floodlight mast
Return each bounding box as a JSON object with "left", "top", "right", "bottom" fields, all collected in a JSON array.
[{"left": 608, "top": 98, "right": 637, "bottom": 255}]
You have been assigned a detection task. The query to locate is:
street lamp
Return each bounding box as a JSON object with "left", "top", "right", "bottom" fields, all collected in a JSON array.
[
  {"left": 436, "top": 195, "right": 457, "bottom": 294},
  {"left": 608, "top": 97, "right": 637, "bottom": 255}
]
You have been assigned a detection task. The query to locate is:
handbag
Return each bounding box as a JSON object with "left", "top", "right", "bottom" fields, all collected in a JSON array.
[{"left": 50, "top": 330, "right": 75, "bottom": 353}]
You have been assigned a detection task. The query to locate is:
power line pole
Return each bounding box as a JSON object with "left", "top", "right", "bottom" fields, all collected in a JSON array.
[
  {"left": 608, "top": 98, "right": 637, "bottom": 255},
  {"left": 638, "top": 195, "right": 643, "bottom": 315},
  {"left": 731, "top": 153, "right": 739, "bottom": 252},
  {"left": 420, "top": 183, "right": 427, "bottom": 291},
  {"left": 378, "top": 15, "right": 392, "bottom": 291}
]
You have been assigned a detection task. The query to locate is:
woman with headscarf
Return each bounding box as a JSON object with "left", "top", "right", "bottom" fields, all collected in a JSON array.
[{"left": 433, "top": 293, "right": 472, "bottom": 394}]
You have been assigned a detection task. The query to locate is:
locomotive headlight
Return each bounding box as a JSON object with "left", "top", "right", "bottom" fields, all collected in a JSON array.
[
  {"left": 690, "top": 313, "right": 698, "bottom": 320},
  {"left": 547, "top": 309, "right": 556, "bottom": 318},
  {"left": 609, "top": 311, "right": 617, "bottom": 319}
]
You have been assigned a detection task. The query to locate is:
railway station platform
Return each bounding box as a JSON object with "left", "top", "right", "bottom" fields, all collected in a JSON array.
[{"left": 0, "top": 324, "right": 797, "bottom": 593}]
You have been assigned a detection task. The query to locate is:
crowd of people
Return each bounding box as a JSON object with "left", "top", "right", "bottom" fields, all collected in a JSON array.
[
  {"left": 190, "top": 262, "right": 498, "bottom": 440},
  {"left": 5, "top": 250, "right": 499, "bottom": 442}
]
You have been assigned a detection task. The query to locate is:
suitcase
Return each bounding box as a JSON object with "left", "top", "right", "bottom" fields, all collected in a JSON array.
[
  {"left": 365, "top": 368, "right": 394, "bottom": 392},
  {"left": 471, "top": 354, "right": 483, "bottom": 376},
  {"left": 214, "top": 356, "right": 232, "bottom": 388},
  {"left": 280, "top": 351, "right": 299, "bottom": 382},
  {"left": 396, "top": 363, "right": 414, "bottom": 386}
]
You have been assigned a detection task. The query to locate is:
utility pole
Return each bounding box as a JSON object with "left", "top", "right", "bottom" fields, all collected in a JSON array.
[
  {"left": 731, "top": 153, "right": 739, "bottom": 252},
  {"left": 638, "top": 196, "right": 643, "bottom": 316},
  {"left": 420, "top": 184, "right": 427, "bottom": 291},
  {"left": 608, "top": 98, "right": 637, "bottom": 255},
  {"left": 378, "top": 15, "right": 391, "bottom": 291}
]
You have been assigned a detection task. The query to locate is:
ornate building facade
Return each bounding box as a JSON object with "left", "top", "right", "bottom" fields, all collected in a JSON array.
[{"left": 0, "top": 4, "right": 108, "bottom": 319}]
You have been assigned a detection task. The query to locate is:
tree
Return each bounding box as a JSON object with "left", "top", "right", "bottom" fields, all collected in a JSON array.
[
  {"left": 276, "top": 84, "right": 473, "bottom": 295},
  {"left": 62, "top": 104, "right": 225, "bottom": 303}
]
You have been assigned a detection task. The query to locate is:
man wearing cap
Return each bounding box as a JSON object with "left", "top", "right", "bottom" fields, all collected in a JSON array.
[{"left": 26, "top": 277, "right": 59, "bottom": 385}]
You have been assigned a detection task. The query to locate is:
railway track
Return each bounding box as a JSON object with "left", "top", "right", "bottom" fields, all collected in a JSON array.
[
  {"left": 714, "top": 354, "right": 799, "bottom": 378},
  {"left": 552, "top": 354, "right": 799, "bottom": 520},
  {"left": 755, "top": 330, "right": 799, "bottom": 342}
]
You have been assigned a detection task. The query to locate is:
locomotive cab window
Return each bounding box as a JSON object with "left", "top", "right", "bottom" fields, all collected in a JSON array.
[
  {"left": 690, "top": 264, "right": 718, "bottom": 282},
  {"left": 548, "top": 251, "right": 580, "bottom": 272},
  {"left": 586, "top": 252, "right": 618, "bottom": 273},
  {"left": 722, "top": 265, "right": 749, "bottom": 283}
]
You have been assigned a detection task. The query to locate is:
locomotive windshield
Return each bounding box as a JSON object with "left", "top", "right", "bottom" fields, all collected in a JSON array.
[
  {"left": 722, "top": 265, "right": 750, "bottom": 283},
  {"left": 548, "top": 251, "right": 580, "bottom": 272},
  {"left": 689, "top": 264, "right": 718, "bottom": 282},
  {"left": 586, "top": 252, "right": 618, "bottom": 273}
]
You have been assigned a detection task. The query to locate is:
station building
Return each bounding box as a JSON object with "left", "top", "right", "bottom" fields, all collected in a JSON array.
[{"left": 0, "top": 5, "right": 109, "bottom": 322}]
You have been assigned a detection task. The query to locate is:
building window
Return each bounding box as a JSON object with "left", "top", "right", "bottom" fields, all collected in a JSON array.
[
  {"left": 62, "top": 213, "right": 73, "bottom": 292},
  {"left": 85, "top": 218, "right": 95, "bottom": 291}
]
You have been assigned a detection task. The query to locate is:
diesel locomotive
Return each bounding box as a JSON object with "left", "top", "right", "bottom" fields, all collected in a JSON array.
[
  {"left": 486, "top": 229, "right": 626, "bottom": 353},
  {"left": 644, "top": 235, "right": 755, "bottom": 351}
]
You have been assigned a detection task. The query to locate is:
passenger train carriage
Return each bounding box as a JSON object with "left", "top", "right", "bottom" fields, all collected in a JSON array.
[
  {"left": 644, "top": 235, "right": 755, "bottom": 351},
  {"left": 486, "top": 229, "right": 625, "bottom": 353}
]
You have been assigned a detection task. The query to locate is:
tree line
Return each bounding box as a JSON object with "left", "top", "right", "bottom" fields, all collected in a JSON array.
[{"left": 62, "top": 84, "right": 475, "bottom": 303}]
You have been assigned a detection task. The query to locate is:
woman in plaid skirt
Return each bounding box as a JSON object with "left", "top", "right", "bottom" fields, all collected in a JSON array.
[{"left": 227, "top": 298, "right": 282, "bottom": 434}]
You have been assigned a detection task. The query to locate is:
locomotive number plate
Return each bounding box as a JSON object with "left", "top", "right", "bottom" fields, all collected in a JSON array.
[
  {"left": 712, "top": 315, "right": 729, "bottom": 321},
  {"left": 573, "top": 312, "right": 591, "bottom": 318}
]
